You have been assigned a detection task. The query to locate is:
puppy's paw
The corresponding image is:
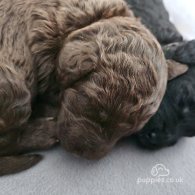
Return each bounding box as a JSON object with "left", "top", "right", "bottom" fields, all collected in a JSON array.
[{"left": 19, "top": 118, "right": 59, "bottom": 151}]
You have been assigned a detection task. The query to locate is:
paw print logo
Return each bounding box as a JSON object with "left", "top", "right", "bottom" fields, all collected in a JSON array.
[{"left": 151, "top": 164, "right": 170, "bottom": 177}]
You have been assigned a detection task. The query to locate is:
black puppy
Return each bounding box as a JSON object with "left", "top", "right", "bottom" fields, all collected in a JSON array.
[
  {"left": 126, "top": 0, "right": 183, "bottom": 44},
  {"left": 136, "top": 40, "right": 195, "bottom": 149}
]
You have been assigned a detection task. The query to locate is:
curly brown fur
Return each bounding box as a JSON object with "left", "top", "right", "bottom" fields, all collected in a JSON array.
[
  {"left": 0, "top": 64, "right": 32, "bottom": 134},
  {"left": 0, "top": 0, "right": 186, "bottom": 171},
  {"left": 0, "top": 0, "right": 133, "bottom": 131}
]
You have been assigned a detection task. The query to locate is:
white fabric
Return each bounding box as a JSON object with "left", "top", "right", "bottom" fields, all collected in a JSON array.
[{"left": 164, "top": 0, "right": 195, "bottom": 40}]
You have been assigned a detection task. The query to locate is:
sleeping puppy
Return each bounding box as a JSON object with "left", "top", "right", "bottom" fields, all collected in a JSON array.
[
  {"left": 125, "top": 0, "right": 183, "bottom": 44},
  {"left": 136, "top": 40, "right": 195, "bottom": 149},
  {"left": 0, "top": 0, "right": 187, "bottom": 175}
]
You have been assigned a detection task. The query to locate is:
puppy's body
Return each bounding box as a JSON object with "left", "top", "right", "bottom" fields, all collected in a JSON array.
[{"left": 137, "top": 40, "right": 195, "bottom": 148}]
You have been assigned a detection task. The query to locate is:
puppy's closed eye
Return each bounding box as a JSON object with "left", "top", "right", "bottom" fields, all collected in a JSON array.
[{"left": 99, "top": 111, "right": 108, "bottom": 123}]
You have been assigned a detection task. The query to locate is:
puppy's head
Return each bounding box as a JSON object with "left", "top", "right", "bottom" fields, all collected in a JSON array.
[{"left": 56, "top": 17, "right": 187, "bottom": 159}]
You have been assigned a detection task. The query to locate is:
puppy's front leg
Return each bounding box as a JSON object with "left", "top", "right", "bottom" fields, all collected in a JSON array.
[
  {"left": 0, "top": 118, "right": 58, "bottom": 176},
  {"left": 0, "top": 118, "right": 58, "bottom": 156}
]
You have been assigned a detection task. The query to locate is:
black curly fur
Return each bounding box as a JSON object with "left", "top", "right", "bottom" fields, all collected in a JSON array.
[{"left": 126, "top": 0, "right": 183, "bottom": 44}]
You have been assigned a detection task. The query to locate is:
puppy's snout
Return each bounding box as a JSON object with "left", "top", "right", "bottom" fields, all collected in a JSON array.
[
  {"left": 60, "top": 134, "right": 111, "bottom": 160},
  {"left": 57, "top": 120, "right": 112, "bottom": 160}
]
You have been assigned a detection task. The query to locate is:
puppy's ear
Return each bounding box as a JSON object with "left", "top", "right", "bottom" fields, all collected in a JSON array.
[
  {"left": 166, "top": 60, "right": 188, "bottom": 80},
  {"left": 57, "top": 40, "right": 98, "bottom": 88}
]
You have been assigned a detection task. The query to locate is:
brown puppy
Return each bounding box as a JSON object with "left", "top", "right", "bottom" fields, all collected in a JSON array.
[
  {"left": 56, "top": 17, "right": 187, "bottom": 159},
  {"left": 0, "top": 0, "right": 187, "bottom": 174}
]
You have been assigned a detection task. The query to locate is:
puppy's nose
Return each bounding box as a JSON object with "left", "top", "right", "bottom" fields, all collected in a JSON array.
[
  {"left": 144, "top": 132, "right": 158, "bottom": 144},
  {"left": 147, "top": 132, "right": 157, "bottom": 139}
]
